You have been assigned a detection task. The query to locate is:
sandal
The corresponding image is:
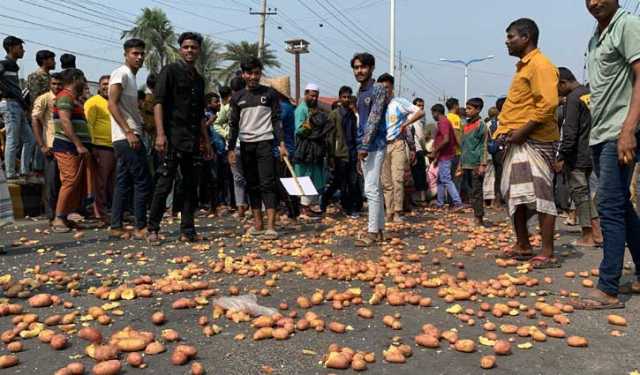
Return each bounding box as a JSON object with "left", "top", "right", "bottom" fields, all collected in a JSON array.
[
  {"left": 51, "top": 225, "right": 71, "bottom": 233},
  {"left": 180, "top": 233, "right": 206, "bottom": 243},
  {"left": 355, "top": 233, "right": 377, "bottom": 247},
  {"left": 568, "top": 295, "right": 625, "bottom": 310},
  {"left": 261, "top": 229, "right": 279, "bottom": 240},
  {"left": 530, "top": 256, "right": 561, "bottom": 269},
  {"left": 570, "top": 240, "right": 601, "bottom": 248},
  {"left": 495, "top": 248, "right": 534, "bottom": 260},
  {"left": 619, "top": 282, "right": 640, "bottom": 295},
  {"left": 245, "top": 227, "right": 264, "bottom": 237},
  {"left": 146, "top": 231, "right": 161, "bottom": 246}
]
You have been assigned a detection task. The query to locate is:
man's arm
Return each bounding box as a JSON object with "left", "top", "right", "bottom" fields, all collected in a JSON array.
[
  {"left": 30, "top": 96, "right": 49, "bottom": 154},
  {"left": 153, "top": 67, "right": 170, "bottom": 154},
  {"left": 618, "top": 61, "right": 640, "bottom": 164},
  {"left": 227, "top": 95, "right": 240, "bottom": 152},
  {"left": 59, "top": 109, "right": 88, "bottom": 155},
  {"left": 359, "top": 83, "right": 388, "bottom": 152}
]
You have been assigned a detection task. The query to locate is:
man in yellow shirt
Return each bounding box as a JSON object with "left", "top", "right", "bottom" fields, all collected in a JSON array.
[
  {"left": 446, "top": 98, "right": 464, "bottom": 195},
  {"left": 494, "top": 18, "right": 560, "bottom": 269},
  {"left": 84, "top": 75, "right": 115, "bottom": 225}
]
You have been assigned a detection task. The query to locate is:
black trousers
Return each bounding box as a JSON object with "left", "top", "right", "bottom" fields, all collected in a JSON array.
[
  {"left": 149, "top": 150, "right": 197, "bottom": 235},
  {"left": 240, "top": 141, "right": 277, "bottom": 210},
  {"left": 411, "top": 151, "right": 427, "bottom": 191},
  {"left": 321, "top": 158, "right": 362, "bottom": 214},
  {"left": 276, "top": 159, "right": 300, "bottom": 218},
  {"left": 44, "top": 154, "right": 61, "bottom": 221},
  {"left": 463, "top": 169, "right": 484, "bottom": 219},
  {"left": 492, "top": 150, "right": 504, "bottom": 203}
]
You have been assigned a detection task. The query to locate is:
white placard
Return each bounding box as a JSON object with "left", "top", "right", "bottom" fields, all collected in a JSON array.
[{"left": 279, "top": 176, "right": 318, "bottom": 196}]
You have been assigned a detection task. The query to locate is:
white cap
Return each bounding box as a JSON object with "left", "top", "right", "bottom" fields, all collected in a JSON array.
[{"left": 304, "top": 83, "right": 320, "bottom": 92}]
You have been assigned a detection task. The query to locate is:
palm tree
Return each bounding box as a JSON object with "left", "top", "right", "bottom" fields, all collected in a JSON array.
[
  {"left": 196, "top": 36, "right": 223, "bottom": 92},
  {"left": 122, "top": 7, "right": 177, "bottom": 74},
  {"left": 218, "top": 41, "right": 280, "bottom": 84}
]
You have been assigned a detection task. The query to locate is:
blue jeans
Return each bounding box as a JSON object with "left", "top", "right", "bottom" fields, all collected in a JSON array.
[
  {"left": 0, "top": 100, "right": 35, "bottom": 178},
  {"left": 362, "top": 148, "right": 385, "bottom": 233},
  {"left": 592, "top": 134, "right": 640, "bottom": 295},
  {"left": 436, "top": 158, "right": 462, "bottom": 206},
  {"left": 111, "top": 140, "right": 152, "bottom": 230}
]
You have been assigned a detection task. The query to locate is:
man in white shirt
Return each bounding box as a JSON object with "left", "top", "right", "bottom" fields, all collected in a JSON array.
[{"left": 107, "top": 38, "right": 152, "bottom": 239}]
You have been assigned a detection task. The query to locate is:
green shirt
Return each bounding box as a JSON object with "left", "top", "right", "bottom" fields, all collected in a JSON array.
[
  {"left": 587, "top": 8, "right": 640, "bottom": 146},
  {"left": 294, "top": 101, "right": 309, "bottom": 137},
  {"left": 460, "top": 118, "right": 488, "bottom": 169}
]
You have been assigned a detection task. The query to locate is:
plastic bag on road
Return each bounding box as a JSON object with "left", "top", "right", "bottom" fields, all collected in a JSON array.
[{"left": 212, "top": 294, "right": 277, "bottom": 317}]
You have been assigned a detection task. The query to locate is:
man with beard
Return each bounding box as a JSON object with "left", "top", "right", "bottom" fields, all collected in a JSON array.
[
  {"left": 351, "top": 53, "right": 390, "bottom": 247},
  {"left": 570, "top": 0, "right": 640, "bottom": 310},
  {"left": 493, "top": 18, "right": 560, "bottom": 268},
  {"left": 147, "top": 32, "right": 213, "bottom": 244},
  {"left": 294, "top": 83, "right": 331, "bottom": 218},
  {"left": 228, "top": 57, "right": 287, "bottom": 240}
]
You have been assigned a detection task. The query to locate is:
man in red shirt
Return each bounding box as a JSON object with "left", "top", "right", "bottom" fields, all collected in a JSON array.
[{"left": 429, "top": 104, "right": 462, "bottom": 209}]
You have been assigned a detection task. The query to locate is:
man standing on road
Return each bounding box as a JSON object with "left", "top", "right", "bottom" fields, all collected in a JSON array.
[
  {"left": 147, "top": 32, "right": 213, "bottom": 244},
  {"left": 351, "top": 53, "right": 389, "bottom": 247},
  {"left": 430, "top": 104, "right": 462, "bottom": 210},
  {"left": 493, "top": 18, "right": 560, "bottom": 269},
  {"left": 379, "top": 73, "right": 423, "bottom": 223},
  {"left": 31, "top": 73, "right": 63, "bottom": 225},
  {"left": 571, "top": 0, "right": 640, "bottom": 310},
  {"left": 411, "top": 97, "right": 429, "bottom": 205},
  {"left": 555, "top": 67, "right": 603, "bottom": 247},
  {"left": 227, "top": 57, "right": 287, "bottom": 240},
  {"left": 0, "top": 36, "right": 35, "bottom": 183},
  {"left": 108, "top": 38, "right": 152, "bottom": 240},
  {"left": 84, "top": 75, "right": 114, "bottom": 226}
]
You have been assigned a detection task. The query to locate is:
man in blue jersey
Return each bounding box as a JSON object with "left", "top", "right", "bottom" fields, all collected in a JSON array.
[{"left": 378, "top": 73, "right": 424, "bottom": 222}]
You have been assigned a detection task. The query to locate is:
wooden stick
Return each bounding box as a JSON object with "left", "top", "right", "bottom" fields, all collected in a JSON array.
[{"left": 282, "top": 156, "right": 305, "bottom": 196}]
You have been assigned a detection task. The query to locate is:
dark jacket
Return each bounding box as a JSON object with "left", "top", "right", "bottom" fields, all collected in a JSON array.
[
  {"left": 294, "top": 110, "right": 333, "bottom": 164},
  {"left": 328, "top": 107, "right": 349, "bottom": 161},
  {"left": 0, "top": 56, "right": 25, "bottom": 107},
  {"left": 558, "top": 85, "right": 592, "bottom": 170}
]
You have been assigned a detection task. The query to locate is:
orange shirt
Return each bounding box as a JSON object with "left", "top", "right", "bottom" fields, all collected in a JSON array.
[{"left": 495, "top": 48, "right": 560, "bottom": 142}]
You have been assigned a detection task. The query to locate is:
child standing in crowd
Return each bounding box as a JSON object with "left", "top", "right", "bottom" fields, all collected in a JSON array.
[{"left": 458, "top": 98, "right": 489, "bottom": 226}]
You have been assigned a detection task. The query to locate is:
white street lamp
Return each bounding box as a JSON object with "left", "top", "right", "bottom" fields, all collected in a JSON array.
[{"left": 439, "top": 55, "right": 495, "bottom": 104}]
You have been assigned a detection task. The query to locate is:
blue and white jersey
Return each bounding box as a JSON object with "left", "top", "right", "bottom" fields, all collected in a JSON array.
[{"left": 385, "top": 97, "right": 419, "bottom": 141}]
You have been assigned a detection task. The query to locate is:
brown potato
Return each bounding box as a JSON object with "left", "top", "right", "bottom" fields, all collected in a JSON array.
[
  {"left": 127, "top": 352, "right": 144, "bottom": 367},
  {"left": 253, "top": 327, "right": 273, "bottom": 340},
  {"left": 415, "top": 334, "right": 440, "bottom": 348},
  {"left": 545, "top": 327, "right": 566, "bottom": 338},
  {"left": 480, "top": 355, "right": 496, "bottom": 369},
  {"left": 151, "top": 312, "right": 166, "bottom": 325},
  {"left": 328, "top": 322, "right": 346, "bottom": 334},
  {"left": 28, "top": 293, "right": 53, "bottom": 308},
  {"left": 191, "top": 361, "right": 205, "bottom": 375},
  {"left": 91, "top": 360, "right": 121, "bottom": 375},
  {"left": 6, "top": 341, "right": 23, "bottom": 353},
  {"left": 607, "top": 314, "right": 627, "bottom": 327},
  {"left": 351, "top": 358, "right": 367, "bottom": 371},
  {"left": 66, "top": 362, "right": 85, "bottom": 375},
  {"left": 78, "top": 327, "right": 102, "bottom": 343},
  {"left": 144, "top": 341, "right": 166, "bottom": 355},
  {"left": 0, "top": 354, "right": 18, "bottom": 368},
  {"left": 116, "top": 338, "right": 146, "bottom": 352},
  {"left": 357, "top": 307, "right": 373, "bottom": 319},
  {"left": 324, "top": 352, "right": 349, "bottom": 369},
  {"left": 93, "top": 344, "right": 119, "bottom": 362},
  {"left": 171, "top": 350, "right": 189, "bottom": 366},
  {"left": 161, "top": 329, "right": 180, "bottom": 342},
  {"left": 50, "top": 334, "right": 68, "bottom": 350},
  {"left": 272, "top": 328, "right": 289, "bottom": 340},
  {"left": 567, "top": 336, "right": 588, "bottom": 347},
  {"left": 454, "top": 339, "right": 476, "bottom": 353},
  {"left": 176, "top": 345, "right": 198, "bottom": 358},
  {"left": 493, "top": 340, "right": 511, "bottom": 355}
]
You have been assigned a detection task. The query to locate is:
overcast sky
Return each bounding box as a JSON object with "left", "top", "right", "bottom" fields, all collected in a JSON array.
[{"left": 3, "top": 0, "right": 637, "bottom": 105}]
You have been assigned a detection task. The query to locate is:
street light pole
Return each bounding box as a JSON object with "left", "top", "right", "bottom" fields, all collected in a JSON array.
[
  {"left": 439, "top": 55, "right": 495, "bottom": 104},
  {"left": 389, "top": 0, "right": 396, "bottom": 77}
]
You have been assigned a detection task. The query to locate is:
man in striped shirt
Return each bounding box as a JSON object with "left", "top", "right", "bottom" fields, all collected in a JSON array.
[{"left": 51, "top": 68, "right": 92, "bottom": 233}]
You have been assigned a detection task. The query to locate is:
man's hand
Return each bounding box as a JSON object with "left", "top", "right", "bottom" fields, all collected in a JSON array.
[
  {"left": 228, "top": 150, "right": 236, "bottom": 166},
  {"left": 357, "top": 150, "right": 368, "bottom": 162},
  {"left": 507, "top": 128, "right": 527, "bottom": 145},
  {"left": 455, "top": 167, "right": 463, "bottom": 177},
  {"left": 126, "top": 131, "right": 140, "bottom": 150},
  {"left": 477, "top": 164, "right": 486, "bottom": 176},
  {"left": 203, "top": 143, "right": 214, "bottom": 161},
  {"left": 40, "top": 145, "right": 52, "bottom": 157},
  {"left": 278, "top": 143, "right": 289, "bottom": 161},
  {"left": 554, "top": 160, "right": 565, "bottom": 173},
  {"left": 76, "top": 144, "right": 89, "bottom": 156},
  {"left": 155, "top": 134, "right": 167, "bottom": 155},
  {"left": 409, "top": 151, "right": 416, "bottom": 166},
  {"left": 618, "top": 127, "right": 637, "bottom": 165}
]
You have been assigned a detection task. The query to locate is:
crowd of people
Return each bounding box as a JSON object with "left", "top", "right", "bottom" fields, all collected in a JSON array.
[{"left": 0, "top": 0, "right": 639, "bottom": 310}]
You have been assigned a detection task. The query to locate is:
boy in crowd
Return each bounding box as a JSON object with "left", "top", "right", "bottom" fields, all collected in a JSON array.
[{"left": 430, "top": 103, "right": 462, "bottom": 209}]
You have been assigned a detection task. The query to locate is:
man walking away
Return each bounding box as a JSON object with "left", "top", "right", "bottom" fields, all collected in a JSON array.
[
  {"left": 556, "top": 66, "right": 603, "bottom": 247},
  {"left": 0, "top": 36, "right": 35, "bottom": 183},
  {"left": 411, "top": 97, "right": 429, "bottom": 205},
  {"left": 380, "top": 74, "right": 423, "bottom": 222},
  {"left": 108, "top": 38, "right": 152, "bottom": 240},
  {"left": 148, "top": 32, "right": 213, "bottom": 244},
  {"left": 351, "top": 53, "right": 389, "bottom": 247},
  {"left": 430, "top": 104, "right": 462, "bottom": 210},
  {"left": 459, "top": 98, "right": 489, "bottom": 226},
  {"left": 228, "top": 57, "right": 287, "bottom": 240},
  {"left": 571, "top": 0, "right": 640, "bottom": 310},
  {"left": 493, "top": 18, "right": 560, "bottom": 269},
  {"left": 85, "top": 75, "right": 115, "bottom": 226}
]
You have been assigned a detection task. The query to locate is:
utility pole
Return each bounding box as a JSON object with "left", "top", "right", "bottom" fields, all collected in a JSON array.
[
  {"left": 250, "top": 0, "right": 277, "bottom": 59},
  {"left": 439, "top": 55, "right": 494, "bottom": 104},
  {"left": 397, "top": 50, "right": 402, "bottom": 95},
  {"left": 285, "top": 39, "right": 310, "bottom": 104},
  {"left": 389, "top": 0, "right": 396, "bottom": 77}
]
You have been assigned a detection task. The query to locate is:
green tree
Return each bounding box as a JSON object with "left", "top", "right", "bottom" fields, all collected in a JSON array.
[
  {"left": 218, "top": 41, "right": 280, "bottom": 84},
  {"left": 196, "top": 36, "right": 223, "bottom": 92},
  {"left": 122, "top": 7, "right": 177, "bottom": 74}
]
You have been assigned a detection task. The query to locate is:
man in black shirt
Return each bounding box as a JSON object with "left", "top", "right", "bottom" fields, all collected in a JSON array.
[
  {"left": 147, "top": 32, "right": 213, "bottom": 244},
  {"left": 556, "top": 67, "right": 602, "bottom": 247},
  {"left": 228, "top": 57, "right": 287, "bottom": 240},
  {"left": 0, "top": 36, "right": 36, "bottom": 182}
]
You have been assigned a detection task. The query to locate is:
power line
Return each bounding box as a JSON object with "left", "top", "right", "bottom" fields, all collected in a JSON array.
[
  {"left": 18, "top": 0, "right": 126, "bottom": 32},
  {"left": 55, "top": 0, "right": 135, "bottom": 28}
]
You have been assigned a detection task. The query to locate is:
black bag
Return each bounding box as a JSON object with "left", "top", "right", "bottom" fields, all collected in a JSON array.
[{"left": 554, "top": 171, "right": 571, "bottom": 211}]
